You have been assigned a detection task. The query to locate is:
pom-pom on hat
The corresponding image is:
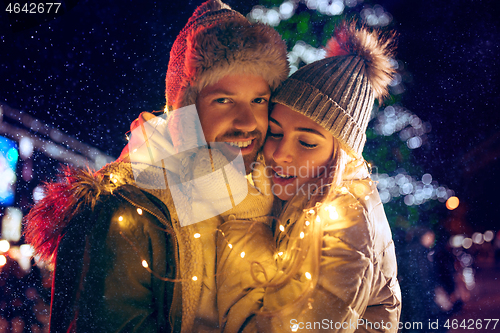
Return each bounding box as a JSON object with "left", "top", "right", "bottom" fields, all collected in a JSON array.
[
  {"left": 165, "top": 0, "right": 289, "bottom": 111},
  {"left": 271, "top": 22, "right": 396, "bottom": 157}
]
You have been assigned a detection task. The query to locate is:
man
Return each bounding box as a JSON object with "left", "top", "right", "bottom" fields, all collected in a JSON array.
[{"left": 24, "top": 0, "right": 288, "bottom": 332}]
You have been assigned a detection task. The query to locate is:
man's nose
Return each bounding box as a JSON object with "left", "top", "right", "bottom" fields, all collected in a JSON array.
[{"left": 233, "top": 104, "right": 258, "bottom": 132}]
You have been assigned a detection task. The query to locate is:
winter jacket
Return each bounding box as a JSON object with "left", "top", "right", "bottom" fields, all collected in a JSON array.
[
  {"left": 25, "top": 112, "right": 274, "bottom": 333},
  {"left": 218, "top": 161, "right": 401, "bottom": 332}
]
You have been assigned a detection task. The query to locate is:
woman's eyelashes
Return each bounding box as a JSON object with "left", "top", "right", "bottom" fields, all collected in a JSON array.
[
  {"left": 299, "top": 140, "right": 318, "bottom": 149},
  {"left": 267, "top": 129, "right": 318, "bottom": 149}
]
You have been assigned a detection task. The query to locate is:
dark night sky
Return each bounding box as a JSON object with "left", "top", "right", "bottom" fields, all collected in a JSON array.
[{"left": 1, "top": 0, "right": 499, "bottom": 230}]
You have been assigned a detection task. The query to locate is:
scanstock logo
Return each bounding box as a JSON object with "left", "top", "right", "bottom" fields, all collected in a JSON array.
[{"left": 128, "top": 105, "right": 248, "bottom": 227}]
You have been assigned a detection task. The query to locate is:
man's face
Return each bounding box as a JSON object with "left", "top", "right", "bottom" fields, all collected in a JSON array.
[{"left": 196, "top": 74, "right": 270, "bottom": 172}]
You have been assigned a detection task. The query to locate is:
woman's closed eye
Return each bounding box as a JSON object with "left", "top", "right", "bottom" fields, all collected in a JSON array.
[
  {"left": 299, "top": 140, "right": 318, "bottom": 149},
  {"left": 267, "top": 130, "right": 282, "bottom": 138}
]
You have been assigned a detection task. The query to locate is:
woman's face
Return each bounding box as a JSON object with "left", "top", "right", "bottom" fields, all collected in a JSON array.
[{"left": 264, "top": 103, "right": 335, "bottom": 201}]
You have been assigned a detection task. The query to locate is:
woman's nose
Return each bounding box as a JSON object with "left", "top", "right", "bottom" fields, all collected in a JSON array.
[{"left": 272, "top": 140, "right": 293, "bottom": 164}]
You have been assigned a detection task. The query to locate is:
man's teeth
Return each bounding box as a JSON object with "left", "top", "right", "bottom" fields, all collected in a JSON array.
[
  {"left": 276, "top": 172, "right": 294, "bottom": 179},
  {"left": 228, "top": 140, "right": 252, "bottom": 148}
]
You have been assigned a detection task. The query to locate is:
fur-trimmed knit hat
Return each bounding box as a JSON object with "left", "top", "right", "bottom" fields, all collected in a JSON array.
[
  {"left": 165, "top": 0, "right": 289, "bottom": 111},
  {"left": 271, "top": 22, "right": 396, "bottom": 157}
]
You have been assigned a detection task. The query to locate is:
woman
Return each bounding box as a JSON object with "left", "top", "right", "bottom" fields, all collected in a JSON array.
[{"left": 217, "top": 22, "right": 401, "bottom": 332}]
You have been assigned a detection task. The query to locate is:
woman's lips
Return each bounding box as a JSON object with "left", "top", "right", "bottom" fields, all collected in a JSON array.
[{"left": 271, "top": 169, "right": 297, "bottom": 186}]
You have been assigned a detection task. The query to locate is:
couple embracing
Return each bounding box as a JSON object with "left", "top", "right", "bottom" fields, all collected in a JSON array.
[{"left": 25, "top": 0, "right": 401, "bottom": 332}]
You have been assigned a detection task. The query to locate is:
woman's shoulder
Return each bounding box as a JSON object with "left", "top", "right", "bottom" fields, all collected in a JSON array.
[{"left": 318, "top": 179, "right": 379, "bottom": 252}]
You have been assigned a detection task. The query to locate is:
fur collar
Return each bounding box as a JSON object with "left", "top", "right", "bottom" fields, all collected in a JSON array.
[{"left": 24, "top": 160, "right": 135, "bottom": 264}]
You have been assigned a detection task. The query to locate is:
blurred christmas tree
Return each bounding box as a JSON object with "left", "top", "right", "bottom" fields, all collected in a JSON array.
[{"left": 248, "top": 0, "right": 455, "bottom": 231}]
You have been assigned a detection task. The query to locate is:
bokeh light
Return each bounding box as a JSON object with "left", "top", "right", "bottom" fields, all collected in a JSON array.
[{"left": 446, "top": 196, "right": 460, "bottom": 210}]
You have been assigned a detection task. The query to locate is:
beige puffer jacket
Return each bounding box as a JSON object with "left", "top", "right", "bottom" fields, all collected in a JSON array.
[{"left": 218, "top": 161, "right": 401, "bottom": 333}]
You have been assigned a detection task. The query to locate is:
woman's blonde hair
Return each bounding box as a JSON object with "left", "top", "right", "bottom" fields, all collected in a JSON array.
[{"left": 255, "top": 139, "right": 361, "bottom": 318}]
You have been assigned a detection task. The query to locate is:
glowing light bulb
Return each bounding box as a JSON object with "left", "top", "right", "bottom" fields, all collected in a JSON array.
[
  {"left": 228, "top": 244, "right": 232, "bottom": 249},
  {"left": 446, "top": 196, "right": 459, "bottom": 210},
  {"left": 315, "top": 216, "right": 321, "bottom": 222},
  {"left": 300, "top": 232, "right": 305, "bottom": 239},
  {"left": 0, "top": 255, "right": 6, "bottom": 267},
  {"left": 240, "top": 252, "right": 245, "bottom": 258},
  {"left": 305, "top": 272, "right": 312, "bottom": 280},
  {"left": 194, "top": 233, "right": 201, "bottom": 238},
  {"left": 308, "top": 209, "right": 315, "bottom": 214},
  {"left": 137, "top": 208, "right": 143, "bottom": 215},
  {"left": 142, "top": 260, "right": 148, "bottom": 268},
  {"left": 118, "top": 216, "right": 123, "bottom": 222},
  {"left": 278, "top": 252, "right": 283, "bottom": 256},
  {"left": 279, "top": 225, "right": 285, "bottom": 232},
  {"left": 340, "top": 187, "right": 348, "bottom": 194},
  {"left": 192, "top": 276, "right": 198, "bottom": 281},
  {"left": 325, "top": 205, "right": 338, "bottom": 220},
  {"left": 305, "top": 221, "right": 310, "bottom": 226}
]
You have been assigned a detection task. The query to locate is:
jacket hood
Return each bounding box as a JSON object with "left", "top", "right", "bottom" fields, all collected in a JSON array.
[{"left": 24, "top": 161, "right": 135, "bottom": 264}]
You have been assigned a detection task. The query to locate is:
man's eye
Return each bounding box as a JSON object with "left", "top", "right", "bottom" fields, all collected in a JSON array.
[
  {"left": 253, "top": 97, "right": 268, "bottom": 104},
  {"left": 215, "top": 98, "right": 231, "bottom": 104},
  {"left": 300, "top": 141, "right": 318, "bottom": 149}
]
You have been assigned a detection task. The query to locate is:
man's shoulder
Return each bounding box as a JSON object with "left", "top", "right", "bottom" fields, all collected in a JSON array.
[{"left": 24, "top": 163, "right": 172, "bottom": 264}]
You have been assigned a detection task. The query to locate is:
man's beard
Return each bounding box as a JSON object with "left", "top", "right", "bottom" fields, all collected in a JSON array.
[{"left": 216, "top": 129, "right": 264, "bottom": 174}]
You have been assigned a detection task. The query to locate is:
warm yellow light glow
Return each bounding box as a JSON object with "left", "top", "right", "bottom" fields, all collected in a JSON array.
[
  {"left": 279, "top": 225, "right": 285, "bottom": 232},
  {"left": 325, "top": 205, "right": 338, "bottom": 220},
  {"left": 305, "top": 221, "right": 310, "bottom": 226},
  {"left": 228, "top": 244, "right": 232, "bottom": 249},
  {"left": 308, "top": 209, "right": 315, "bottom": 214},
  {"left": 240, "top": 252, "right": 245, "bottom": 258},
  {"left": 446, "top": 196, "right": 459, "bottom": 210},
  {"left": 118, "top": 216, "right": 123, "bottom": 222},
  {"left": 364, "top": 195, "right": 370, "bottom": 201},
  {"left": 194, "top": 233, "right": 201, "bottom": 238},
  {"left": 192, "top": 276, "right": 198, "bottom": 281},
  {"left": 112, "top": 178, "right": 118, "bottom": 183},
  {"left": 0, "top": 255, "right": 6, "bottom": 267},
  {"left": 137, "top": 208, "right": 143, "bottom": 215},
  {"left": 305, "top": 272, "right": 312, "bottom": 280},
  {"left": 315, "top": 216, "right": 321, "bottom": 222},
  {"left": 340, "top": 187, "right": 348, "bottom": 194},
  {"left": 142, "top": 260, "right": 148, "bottom": 268},
  {"left": 278, "top": 252, "right": 283, "bottom": 256},
  {"left": 300, "top": 232, "right": 304, "bottom": 239}
]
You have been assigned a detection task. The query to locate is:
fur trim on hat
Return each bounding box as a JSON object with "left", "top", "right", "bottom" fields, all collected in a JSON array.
[
  {"left": 181, "top": 20, "right": 289, "bottom": 107},
  {"left": 166, "top": 0, "right": 289, "bottom": 110}
]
